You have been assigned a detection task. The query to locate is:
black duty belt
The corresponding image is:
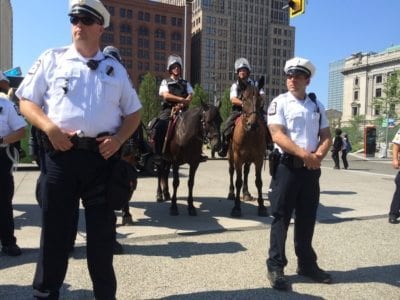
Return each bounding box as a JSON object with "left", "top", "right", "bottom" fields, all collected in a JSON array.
[
  {"left": 280, "top": 153, "right": 305, "bottom": 168},
  {"left": 38, "top": 130, "right": 101, "bottom": 153}
]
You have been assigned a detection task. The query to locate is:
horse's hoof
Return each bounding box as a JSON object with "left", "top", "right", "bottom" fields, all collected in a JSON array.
[
  {"left": 258, "top": 207, "right": 268, "bottom": 217},
  {"left": 243, "top": 193, "right": 253, "bottom": 202},
  {"left": 170, "top": 207, "right": 179, "bottom": 216},
  {"left": 156, "top": 193, "right": 163, "bottom": 202},
  {"left": 164, "top": 192, "right": 171, "bottom": 201},
  {"left": 122, "top": 215, "right": 134, "bottom": 226},
  {"left": 227, "top": 193, "right": 235, "bottom": 201},
  {"left": 231, "top": 208, "right": 242, "bottom": 218},
  {"left": 188, "top": 207, "right": 197, "bottom": 216}
]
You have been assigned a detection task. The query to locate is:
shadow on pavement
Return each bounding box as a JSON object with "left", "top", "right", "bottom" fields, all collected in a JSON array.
[{"left": 160, "top": 288, "right": 324, "bottom": 299}]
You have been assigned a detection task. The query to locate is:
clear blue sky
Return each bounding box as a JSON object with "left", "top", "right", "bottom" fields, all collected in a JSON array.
[{"left": 11, "top": 0, "right": 400, "bottom": 106}]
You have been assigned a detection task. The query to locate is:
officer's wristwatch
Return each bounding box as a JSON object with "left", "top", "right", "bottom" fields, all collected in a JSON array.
[{"left": 0, "top": 136, "right": 3, "bottom": 144}]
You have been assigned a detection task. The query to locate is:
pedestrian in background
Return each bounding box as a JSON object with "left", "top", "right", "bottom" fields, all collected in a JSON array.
[
  {"left": 16, "top": 0, "right": 141, "bottom": 298},
  {"left": 341, "top": 133, "right": 351, "bottom": 170},
  {"left": 331, "top": 128, "right": 343, "bottom": 169},
  {"left": 0, "top": 93, "right": 26, "bottom": 257},
  {"left": 266, "top": 57, "right": 332, "bottom": 290},
  {"left": 388, "top": 129, "right": 400, "bottom": 224}
]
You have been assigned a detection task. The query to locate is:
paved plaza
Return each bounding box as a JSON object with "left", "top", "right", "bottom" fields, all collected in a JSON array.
[{"left": 1, "top": 154, "right": 400, "bottom": 299}]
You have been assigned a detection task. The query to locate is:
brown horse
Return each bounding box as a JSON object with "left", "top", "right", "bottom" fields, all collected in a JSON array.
[
  {"left": 228, "top": 81, "right": 268, "bottom": 217},
  {"left": 157, "top": 101, "right": 222, "bottom": 216}
]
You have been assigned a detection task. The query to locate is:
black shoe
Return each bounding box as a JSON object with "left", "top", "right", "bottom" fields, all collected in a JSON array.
[
  {"left": 389, "top": 216, "right": 400, "bottom": 224},
  {"left": 113, "top": 240, "right": 124, "bottom": 255},
  {"left": 199, "top": 154, "right": 208, "bottom": 163},
  {"left": 297, "top": 266, "right": 332, "bottom": 283},
  {"left": 2, "top": 244, "right": 22, "bottom": 256},
  {"left": 267, "top": 270, "right": 289, "bottom": 290}
]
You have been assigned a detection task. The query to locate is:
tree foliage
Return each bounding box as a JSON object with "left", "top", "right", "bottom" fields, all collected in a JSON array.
[
  {"left": 138, "top": 72, "right": 159, "bottom": 125},
  {"left": 372, "top": 69, "right": 400, "bottom": 119},
  {"left": 220, "top": 88, "right": 231, "bottom": 122},
  {"left": 190, "top": 83, "right": 208, "bottom": 107}
]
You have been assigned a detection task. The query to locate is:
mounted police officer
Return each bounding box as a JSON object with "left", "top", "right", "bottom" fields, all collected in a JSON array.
[
  {"left": 154, "top": 54, "right": 198, "bottom": 162},
  {"left": 218, "top": 58, "right": 268, "bottom": 157},
  {"left": 16, "top": 0, "right": 142, "bottom": 298},
  {"left": 266, "top": 57, "right": 332, "bottom": 290},
  {"left": 0, "top": 91, "right": 26, "bottom": 257}
]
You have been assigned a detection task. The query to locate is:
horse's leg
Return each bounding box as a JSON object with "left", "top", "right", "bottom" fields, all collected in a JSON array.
[
  {"left": 255, "top": 161, "right": 268, "bottom": 217},
  {"left": 121, "top": 202, "right": 134, "bottom": 225},
  {"left": 157, "top": 162, "right": 171, "bottom": 202},
  {"left": 187, "top": 163, "right": 199, "bottom": 216},
  {"left": 231, "top": 162, "right": 243, "bottom": 218},
  {"left": 162, "top": 163, "right": 171, "bottom": 201},
  {"left": 228, "top": 158, "right": 235, "bottom": 200},
  {"left": 242, "top": 162, "right": 253, "bottom": 201},
  {"left": 169, "top": 165, "right": 180, "bottom": 216}
]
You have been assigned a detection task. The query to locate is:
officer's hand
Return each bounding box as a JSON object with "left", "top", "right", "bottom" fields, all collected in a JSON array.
[
  {"left": 392, "top": 159, "right": 400, "bottom": 169},
  {"left": 303, "top": 152, "right": 321, "bottom": 170},
  {"left": 46, "top": 126, "right": 73, "bottom": 151},
  {"left": 97, "top": 135, "right": 121, "bottom": 160}
]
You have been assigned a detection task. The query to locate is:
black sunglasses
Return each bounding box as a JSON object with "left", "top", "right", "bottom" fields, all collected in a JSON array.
[{"left": 70, "top": 16, "right": 98, "bottom": 26}]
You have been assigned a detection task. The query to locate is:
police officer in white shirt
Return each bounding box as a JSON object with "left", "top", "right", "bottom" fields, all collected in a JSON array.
[
  {"left": 0, "top": 95, "right": 26, "bottom": 257},
  {"left": 154, "top": 54, "right": 194, "bottom": 162},
  {"left": 266, "top": 57, "right": 332, "bottom": 290},
  {"left": 16, "top": 0, "right": 141, "bottom": 298}
]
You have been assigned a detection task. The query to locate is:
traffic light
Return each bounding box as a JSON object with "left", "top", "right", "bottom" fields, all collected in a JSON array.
[{"left": 288, "top": 0, "right": 305, "bottom": 18}]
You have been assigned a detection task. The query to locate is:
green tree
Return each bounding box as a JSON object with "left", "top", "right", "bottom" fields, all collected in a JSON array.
[
  {"left": 190, "top": 83, "right": 208, "bottom": 108},
  {"left": 220, "top": 88, "right": 231, "bottom": 122},
  {"left": 371, "top": 70, "right": 400, "bottom": 152},
  {"left": 372, "top": 70, "right": 400, "bottom": 120},
  {"left": 138, "top": 72, "right": 159, "bottom": 125}
]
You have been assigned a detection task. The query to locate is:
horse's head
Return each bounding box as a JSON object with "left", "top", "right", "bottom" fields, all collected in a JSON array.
[
  {"left": 241, "top": 84, "right": 263, "bottom": 132},
  {"left": 201, "top": 100, "right": 222, "bottom": 152}
]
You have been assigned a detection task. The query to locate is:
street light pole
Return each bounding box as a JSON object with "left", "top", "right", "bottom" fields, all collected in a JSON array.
[{"left": 183, "top": 1, "right": 192, "bottom": 79}]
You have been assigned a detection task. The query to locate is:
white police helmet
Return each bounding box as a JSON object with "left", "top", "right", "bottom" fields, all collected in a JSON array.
[
  {"left": 69, "top": 0, "right": 110, "bottom": 28},
  {"left": 284, "top": 57, "right": 316, "bottom": 78},
  {"left": 234, "top": 58, "right": 251, "bottom": 73},
  {"left": 167, "top": 55, "right": 183, "bottom": 72},
  {"left": 103, "top": 46, "right": 122, "bottom": 62}
]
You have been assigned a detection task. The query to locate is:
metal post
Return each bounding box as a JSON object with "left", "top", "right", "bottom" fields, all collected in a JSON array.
[{"left": 183, "top": 1, "right": 191, "bottom": 79}]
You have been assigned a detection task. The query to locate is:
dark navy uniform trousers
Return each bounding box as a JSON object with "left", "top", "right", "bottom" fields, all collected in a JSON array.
[
  {"left": 34, "top": 149, "right": 116, "bottom": 300},
  {"left": 0, "top": 149, "right": 17, "bottom": 247},
  {"left": 267, "top": 163, "right": 321, "bottom": 271}
]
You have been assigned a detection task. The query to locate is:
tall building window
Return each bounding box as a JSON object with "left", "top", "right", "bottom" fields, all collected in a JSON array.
[
  {"left": 352, "top": 106, "right": 358, "bottom": 116},
  {"left": 354, "top": 90, "right": 359, "bottom": 101},
  {"left": 139, "top": 26, "right": 149, "bottom": 36},
  {"left": 155, "top": 29, "right": 166, "bottom": 39},
  {"left": 375, "top": 88, "right": 382, "bottom": 98},
  {"left": 120, "top": 8, "right": 126, "bottom": 18},
  {"left": 376, "top": 75, "right": 382, "bottom": 83},
  {"left": 374, "top": 105, "right": 380, "bottom": 116}
]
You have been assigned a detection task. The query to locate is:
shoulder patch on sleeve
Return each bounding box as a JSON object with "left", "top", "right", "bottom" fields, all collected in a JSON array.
[{"left": 268, "top": 102, "right": 277, "bottom": 115}]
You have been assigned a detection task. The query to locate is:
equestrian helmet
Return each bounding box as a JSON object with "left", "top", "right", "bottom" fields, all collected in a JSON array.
[
  {"left": 234, "top": 58, "right": 251, "bottom": 73},
  {"left": 167, "top": 55, "right": 183, "bottom": 72}
]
